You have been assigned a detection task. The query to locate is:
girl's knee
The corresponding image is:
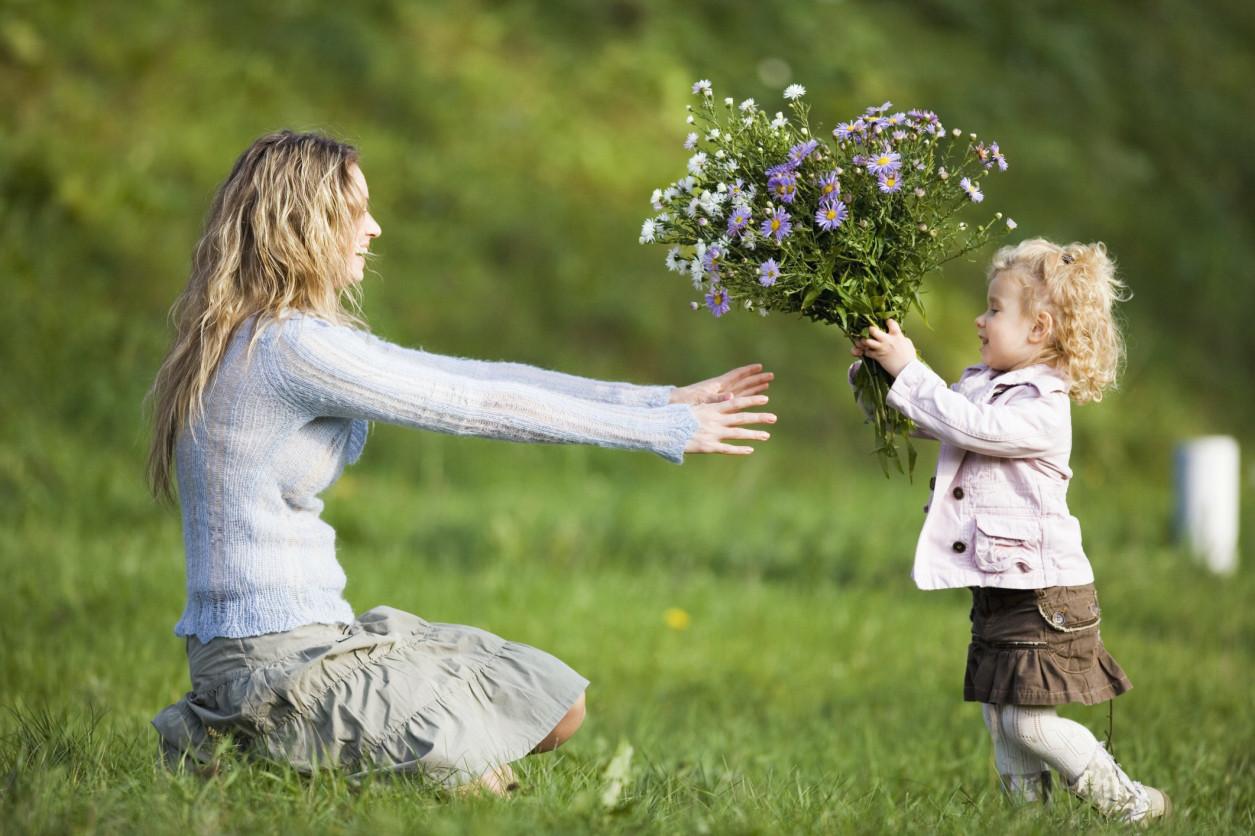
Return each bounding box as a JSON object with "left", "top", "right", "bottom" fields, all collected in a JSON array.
[{"left": 998, "top": 704, "right": 1052, "bottom": 747}]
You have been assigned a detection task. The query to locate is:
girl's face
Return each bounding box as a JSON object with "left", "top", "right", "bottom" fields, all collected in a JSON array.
[
  {"left": 975, "top": 272, "right": 1048, "bottom": 371},
  {"left": 347, "top": 164, "right": 382, "bottom": 283}
]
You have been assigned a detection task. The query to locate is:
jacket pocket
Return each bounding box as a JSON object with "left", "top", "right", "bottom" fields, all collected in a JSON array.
[{"left": 973, "top": 514, "right": 1042, "bottom": 574}]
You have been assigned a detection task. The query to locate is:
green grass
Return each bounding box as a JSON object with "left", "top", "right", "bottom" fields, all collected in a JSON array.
[{"left": 3, "top": 439, "right": 1253, "bottom": 834}]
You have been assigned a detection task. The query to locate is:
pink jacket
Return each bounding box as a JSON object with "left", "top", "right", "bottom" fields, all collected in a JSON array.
[{"left": 879, "top": 358, "right": 1094, "bottom": 591}]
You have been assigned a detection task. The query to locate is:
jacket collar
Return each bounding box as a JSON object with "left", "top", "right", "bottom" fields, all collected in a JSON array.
[{"left": 964, "top": 363, "right": 1070, "bottom": 395}]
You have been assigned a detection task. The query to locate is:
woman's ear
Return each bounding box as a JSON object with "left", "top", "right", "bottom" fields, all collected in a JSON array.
[{"left": 1029, "top": 310, "right": 1054, "bottom": 344}]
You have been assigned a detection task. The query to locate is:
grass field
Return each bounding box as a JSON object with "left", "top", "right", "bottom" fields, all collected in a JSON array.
[{"left": 3, "top": 432, "right": 1252, "bottom": 834}]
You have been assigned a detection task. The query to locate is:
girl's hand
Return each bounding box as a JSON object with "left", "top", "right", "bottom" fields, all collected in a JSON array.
[
  {"left": 670, "top": 363, "right": 774, "bottom": 406},
  {"left": 857, "top": 319, "right": 916, "bottom": 378},
  {"left": 684, "top": 395, "right": 776, "bottom": 455}
]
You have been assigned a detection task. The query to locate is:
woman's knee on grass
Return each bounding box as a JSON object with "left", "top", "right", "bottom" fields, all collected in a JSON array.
[{"left": 532, "top": 691, "right": 586, "bottom": 753}]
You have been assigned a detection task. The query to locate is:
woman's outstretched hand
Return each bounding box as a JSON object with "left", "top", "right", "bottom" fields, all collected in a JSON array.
[
  {"left": 670, "top": 363, "right": 774, "bottom": 406},
  {"left": 684, "top": 395, "right": 775, "bottom": 456}
]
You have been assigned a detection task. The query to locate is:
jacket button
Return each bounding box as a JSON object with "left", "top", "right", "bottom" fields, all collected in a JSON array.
[
  {"left": 929, "top": 477, "right": 936, "bottom": 490},
  {"left": 952, "top": 541, "right": 966, "bottom": 553},
  {"left": 952, "top": 486, "right": 965, "bottom": 500}
]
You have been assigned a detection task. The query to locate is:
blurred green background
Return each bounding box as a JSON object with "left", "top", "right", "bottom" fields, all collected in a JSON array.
[{"left": 2, "top": 1, "right": 1253, "bottom": 832}]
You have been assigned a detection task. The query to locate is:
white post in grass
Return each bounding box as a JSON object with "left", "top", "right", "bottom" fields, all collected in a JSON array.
[{"left": 1175, "top": 436, "right": 1240, "bottom": 574}]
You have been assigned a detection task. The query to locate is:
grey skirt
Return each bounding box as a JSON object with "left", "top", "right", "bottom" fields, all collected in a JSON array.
[{"left": 152, "top": 606, "right": 588, "bottom": 785}]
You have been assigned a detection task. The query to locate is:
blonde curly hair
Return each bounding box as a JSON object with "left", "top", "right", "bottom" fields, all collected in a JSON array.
[{"left": 988, "top": 238, "right": 1129, "bottom": 404}]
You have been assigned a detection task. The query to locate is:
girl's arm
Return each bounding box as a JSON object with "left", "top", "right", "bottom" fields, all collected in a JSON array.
[
  {"left": 264, "top": 316, "right": 772, "bottom": 462},
  {"left": 886, "top": 359, "right": 1068, "bottom": 458}
]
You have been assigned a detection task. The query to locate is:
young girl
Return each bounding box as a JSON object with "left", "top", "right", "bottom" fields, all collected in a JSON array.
[
  {"left": 851, "top": 239, "right": 1169, "bottom": 823},
  {"left": 148, "top": 131, "right": 776, "bottom": 793}
]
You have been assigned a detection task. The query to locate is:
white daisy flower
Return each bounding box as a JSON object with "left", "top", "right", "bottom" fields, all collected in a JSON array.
[
  {"left": 692, "top": 79, "right": 712, "bottom": 96},
  {"left": 770, "top": 112, "right": 788, "bottom": 130},
  {"left": 739, "top": 98, "right": 756, "bottom": 112},
  {"left": 687, "top": 152, "right": 708, "bottom": 175},
  {"left": 664, "top": 246, "right": 684, "bottom": 272},
  {"left": 1006, "top": 218, "right": 1018, "bottom": 230},
  {"left": 784, "top": 84, "right": 806, "bottom": 100},
  {"left": 639, "top": 219, "right": 656, "bottom": 244}
]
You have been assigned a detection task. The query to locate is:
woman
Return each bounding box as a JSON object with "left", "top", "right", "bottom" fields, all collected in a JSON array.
[{"left": 148, "top": 131, "right": 775, "bottom": 793}]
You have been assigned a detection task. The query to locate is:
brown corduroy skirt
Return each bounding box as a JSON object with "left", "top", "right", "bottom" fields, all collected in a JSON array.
[{"left": 964, "top": 584, "right": 1132, "bottom": 706}]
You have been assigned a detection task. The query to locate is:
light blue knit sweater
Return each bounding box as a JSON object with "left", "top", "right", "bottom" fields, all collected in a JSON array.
[{"left": 173, "top": 313, "right": 699, "bottom": 641}]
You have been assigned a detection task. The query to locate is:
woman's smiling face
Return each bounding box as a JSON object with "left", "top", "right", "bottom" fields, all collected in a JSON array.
[{"left": 347, "top": 164, "right": 381, "bottom": 283}]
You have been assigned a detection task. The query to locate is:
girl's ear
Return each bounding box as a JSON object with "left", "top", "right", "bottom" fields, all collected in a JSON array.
[{"left": 1030, "top": 310, "right": 1054, "bottom": 344}]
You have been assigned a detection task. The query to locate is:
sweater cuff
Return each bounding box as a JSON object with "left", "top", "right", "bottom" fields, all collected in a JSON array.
[
  {"left": 658, "top": 404, "right": 699, "bottom": 464},
  {"left": 642, "top": 385, "right": 676, "bottom": 408}
]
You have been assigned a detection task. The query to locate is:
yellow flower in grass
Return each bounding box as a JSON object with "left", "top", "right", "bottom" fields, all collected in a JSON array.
[{"left": 663, "top": 608, "right": 690, "bottom": 631}]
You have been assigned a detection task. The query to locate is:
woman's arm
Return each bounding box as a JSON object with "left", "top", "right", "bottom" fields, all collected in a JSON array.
[
  {"left": 264, "top": 316, "right": 772, "bottom": 462},
  {"left": 368, "top": 339, "right": 677, "bottom": 407}
]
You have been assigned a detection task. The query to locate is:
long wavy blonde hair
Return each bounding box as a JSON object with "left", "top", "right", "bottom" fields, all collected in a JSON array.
[
  {"left": 989, "top": 238, "right": 1130, "bottom": 404},
  {"left": 146, "top": 130, "right": 369, "bottom": 502}
]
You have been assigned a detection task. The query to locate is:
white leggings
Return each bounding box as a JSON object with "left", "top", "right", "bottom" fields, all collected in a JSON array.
[{"left": 982, "top": 703, "right": 1100, "bottom": 784}]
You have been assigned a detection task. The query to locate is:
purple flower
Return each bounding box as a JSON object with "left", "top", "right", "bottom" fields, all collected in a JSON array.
[
  {"left": 788, "top": 139, "right": 820, "bottom": 165},
  {"left": 758, "top": 258, "right": 781, "bottom": 286},
  {"left": 702, "top": 244, "right": 725, "bottom": 277},
  {"left": 886, "top": 111, "right": 908, "bottom": 128},
  {"left": 833, "top": 119, "right": 865, "bottom": 143},
  {"left": 765, "top": 162, "right": 797, "bottom": 177},
  {"left": 816, "top": 172, "right": 841, "bottom": 202},
  {"left": 705, "top": 285, "right": 731, "bottom": 317},
  {"left": 768, "top": 171, "right": 798, "bottom": 204},
  {"left": 866, "top": 148, "right": 902, "bottom": 175},
  {"left": 892, "top": 129, "right": 908, "bottom": 142},
  {"left": 959, "top": 177, "right": 984, "bottom": 203},
  {"left": 761, "top": 208, "right": 792, "bottom": 242},
  {"left": 877, "top": 170, "right": 903, "bottom": 193},
  {"left": 726, "top": 205, "right": 751, "bottom": 237},
  {"left": 991, "top": 141, "right": 1008, "bottom": 171},
  {"left": 692, "top": 79, "right": 712, "bottom": 96},
  {"left": 815, "top": 200, "right": 849, "bottom": 231}
]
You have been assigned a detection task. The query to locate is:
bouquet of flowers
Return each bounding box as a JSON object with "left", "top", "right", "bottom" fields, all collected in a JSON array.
[{"left": 641, "top": 81, "right": 1015, "bottom": 475}]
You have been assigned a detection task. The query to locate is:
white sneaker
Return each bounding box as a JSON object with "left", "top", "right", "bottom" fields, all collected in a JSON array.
[{"left": 1069, "top": 743, "right": 1171, "bottom": 824}]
